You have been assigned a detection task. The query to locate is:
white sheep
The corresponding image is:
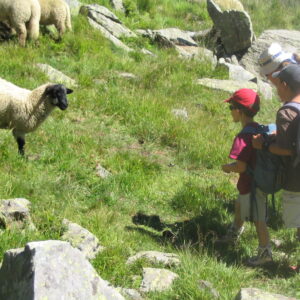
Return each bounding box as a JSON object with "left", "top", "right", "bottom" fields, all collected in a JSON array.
[
  {"left": 39, "top": 0, "right": 72, "bottom": 38},
  {"left": 0, "top": 0, "right": 41, "bottom": 46},
  {"left": 0, "top": 78, "right": 73, "bottom": 155}
]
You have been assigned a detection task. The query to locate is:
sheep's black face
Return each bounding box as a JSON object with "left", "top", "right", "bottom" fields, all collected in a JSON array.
[{"left": 46, "top": 84, "right": 73, "bottom": 110}]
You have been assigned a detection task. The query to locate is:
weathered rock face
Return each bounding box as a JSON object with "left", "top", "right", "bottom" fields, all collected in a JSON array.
[
  {"left": 61, "top": 219, "right": 105, "bottom": 260},
  {"left": 0, "top": 198, "right": 35, "bottom": 230},
  {"left": 240, "top": 30, "right": 300, "bottom": 78},
  {"left": 207, "top": 0, "right": 254, "bottom": 55},
  {"left": 36, "top": 63, "right": 77, "bottom": 87},
  {"left": 235, "top": 288, "right": 298, "bottom": 300},
  {"left": 196, "top": 78, "right": 257, "bottom": 93},
  {"left": 80, "top": 4, "right": 135, "bottom": 51},
  {"left": 0, "top": 240, "right": 125, "bottom": 300}
]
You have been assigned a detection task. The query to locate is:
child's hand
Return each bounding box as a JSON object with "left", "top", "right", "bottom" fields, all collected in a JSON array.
[
  {"left": 252, "top": 134, "right": 263, "bottom": 149},
  {"left": 222, "top": 164, "right": 231, "bottom": 173}
]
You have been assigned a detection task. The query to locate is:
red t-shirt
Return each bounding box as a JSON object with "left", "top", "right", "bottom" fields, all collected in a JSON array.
[{"left": 229, "top": 122, "right": 258, "bottom": 195}]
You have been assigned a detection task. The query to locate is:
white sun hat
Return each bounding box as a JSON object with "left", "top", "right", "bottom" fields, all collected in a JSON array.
[{"left": 259, "top": 43, "right": 295, "bottom": 75}]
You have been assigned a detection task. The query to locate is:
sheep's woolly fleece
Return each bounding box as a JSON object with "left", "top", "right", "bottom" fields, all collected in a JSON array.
[
  {"left": 0, "top": 0, "right": 41, "bottom": 45},
  {"left": 0, "top": 78, "right": 56, "bottom": 134},
  {"left": 39, "top": 0, "right": 72, "bottom": 36}
]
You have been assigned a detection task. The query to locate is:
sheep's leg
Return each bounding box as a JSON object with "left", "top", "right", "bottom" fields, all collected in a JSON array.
[
  {"left": 14, "top": 23, "right": 27, "bottom": 47},
  {"left": 13, "top": 130, "right": 25, "bottom": 156}
]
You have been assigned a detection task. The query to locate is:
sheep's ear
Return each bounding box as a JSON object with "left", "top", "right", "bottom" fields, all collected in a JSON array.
[{"left": 66, "top": 88, "right": 73, "bottom": 94}]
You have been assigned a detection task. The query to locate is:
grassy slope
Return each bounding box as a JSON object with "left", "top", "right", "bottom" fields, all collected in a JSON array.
[{"left": 0, "top": 0, "right": 299, "bottom": 299}]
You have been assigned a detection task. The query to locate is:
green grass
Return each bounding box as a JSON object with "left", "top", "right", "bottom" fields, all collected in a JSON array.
[{"left": 0, "top": 0, "right": 300, "bottom": 299}]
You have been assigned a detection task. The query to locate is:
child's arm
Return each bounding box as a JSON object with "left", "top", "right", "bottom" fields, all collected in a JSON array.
[{"left": 222, "top": 160, "right": 247, "bottom": 173}]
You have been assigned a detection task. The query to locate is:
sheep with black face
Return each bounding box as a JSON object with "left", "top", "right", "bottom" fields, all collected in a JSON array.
[{"left": 0, "top": 78, "right": 73, "bottom": 155}]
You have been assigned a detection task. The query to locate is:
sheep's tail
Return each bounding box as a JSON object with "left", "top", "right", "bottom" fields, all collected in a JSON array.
[
  {"left": 27, "top": 0, "right": 41, "bottom": 40},
  {"left": 65, "top": 3, "right": 72, "bottom": 32}
]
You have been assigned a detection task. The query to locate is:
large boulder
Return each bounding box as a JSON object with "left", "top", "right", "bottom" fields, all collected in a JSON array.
[
  {"left": 240, "top": 30, "right": 300, "bottom": 78},
  {"left": 207, "top": 0, "right": 254, "bottom": 55},
  {"left": 0, "top": 240, "right": 125, "bottom": 300},
  {"left": 80, "top": 4, "right": 135, "bottom": 51}
]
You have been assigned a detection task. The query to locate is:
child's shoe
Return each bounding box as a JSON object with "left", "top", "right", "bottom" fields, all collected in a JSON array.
[
  {"left": 216, "top": 223, "right": 244, "bottom": 244},
  {"left": 247, "top": 246, "right": 273, "bottom": 267}
]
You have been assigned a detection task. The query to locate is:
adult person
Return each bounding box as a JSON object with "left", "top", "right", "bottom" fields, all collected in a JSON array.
[
  {"left": 259, "top": 43, "right": 300, "bottom": 83},
  {"left": 253, "top": 64, "right": 300, "bottom": 246}
]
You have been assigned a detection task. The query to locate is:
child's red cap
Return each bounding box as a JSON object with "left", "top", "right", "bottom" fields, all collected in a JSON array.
[{"left": 224, "top": 88, "right": 260, "bottom": 113}]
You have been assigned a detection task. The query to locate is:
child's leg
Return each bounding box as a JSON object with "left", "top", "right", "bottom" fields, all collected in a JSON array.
[
  {"left": 254, "top": 221, "right": 270, "bottom": 247},
  {"left": 234, "top": 200, "right": 244, "bottom": 229}
]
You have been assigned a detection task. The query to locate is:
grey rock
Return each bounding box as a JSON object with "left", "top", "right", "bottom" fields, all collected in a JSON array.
[
  {"left": 196, "top": 78, "right": 257, "bottom": 93},
  {"left": 140, "top": 48, "right": 156, "bottom": 56},
  {"left": 191, "top": 29, "right": 212, "bottom": 42},
  {"left": 87, "top": 17, "right": 132, "bottom": 52},
  {"left": 207, "top": 0, "right": 254, "bottom": 55},
  {"left": 119, "top": 288, "right": 144, "bottom": 300},
  {"left": 61, "top": 219, "right": 105, "bottom": 260},
  {"left": 0, "top": 240, "right": 125, "bottom": 300},
  {"left": 271, "top": 238, "right": 283, "bottom": 248},
  {"left": 96, "top": 164, "right": 112, "bottom": 178},
  {"left": 110, "top": 0, "right": 125, "bottom": 12},
  {"left": 116, "top": 72, "right": 137, "bottom": 79},
  {"left": 81, "top": 4, "right": 136, "bottom": 38},
  {"left": 142, "top": 28, "right": 198, "bottom": 47},
  {"left": 64, "top": 0, "right": 82, "bottom": 16},
  {"left": 175, "top": 45, "right": 217, "bottom": 68},
  {"left": 235, "top": 288, "right": 298, "bottom": 300},
  {"left": 240, "top": 30, "right": 300, "bottom": 78},
  {"left": 126, "top": 251, "right": 180, "bottom": 267},
  {"left": 81, "top": 4, "right": 121, "bottom": 23},
  {"left": 0, "top": 198, "right": 35, "bottom": 231},
  {"left": 171, "top": 108, "right": 189, "bottom": 120},
  {"left": 36, "top": 63, "right": 77, "bottom": 87},
  {"left": 231, "top": 55, "right": 239, "bottom": 65},
  {"left": 218, "top": 61, "right": 255, "bottom": 81},
  {"left": 198, "top": 280, "right": 220, "bottom": 298},
  {"left": 257, "top": 79, "right": 273, "bottom": 100},
  {"left": 140, "top": 268, "right": 178, "bottom": 293}
]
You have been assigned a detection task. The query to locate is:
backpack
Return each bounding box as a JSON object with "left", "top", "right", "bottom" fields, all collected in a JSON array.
[
  {"left": 241, "top": 123, "right": 285, "bottom": 195},
  {"left": 241, "top": 124, "right": 285, "bottom": 221}
]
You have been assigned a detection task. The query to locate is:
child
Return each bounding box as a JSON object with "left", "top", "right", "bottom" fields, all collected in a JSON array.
[
  {"left": 253, "top": 64, "right": 300, "bottom": 249},
  {"left": 218, "top": 88, "right": 272, "bottom": 266}
]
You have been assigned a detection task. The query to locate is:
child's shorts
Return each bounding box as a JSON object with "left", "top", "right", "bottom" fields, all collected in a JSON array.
[
  {"left": 282, "top": 190, "right": 300, "bottom": 228},
  {"left": 236, "top": 188, "right": 267, "bottom": 222}
]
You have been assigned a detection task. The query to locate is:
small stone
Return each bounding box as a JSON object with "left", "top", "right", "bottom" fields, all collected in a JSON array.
[
  {"left": 171, "top": 108, "right": 188, "bottom": 120},
  {"left": 96, "top": 164, "right": 112, "bottom": 178},
  {"left": 126, "top": 251, "right": 180, "bottom": 267},
  {"left": 198, "top": 280, "right": 220, "bottom": 298}
]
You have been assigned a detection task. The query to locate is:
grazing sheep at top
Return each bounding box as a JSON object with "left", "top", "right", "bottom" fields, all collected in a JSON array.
[
  {"left": 0, "top": 0, "right": 41, "bottom": 46},
  {"left": 0, "top": 78, "right": 73, "bottom": 155},
  {"left": 38, "top": 0, "right": 72, "bottom": 38}
]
